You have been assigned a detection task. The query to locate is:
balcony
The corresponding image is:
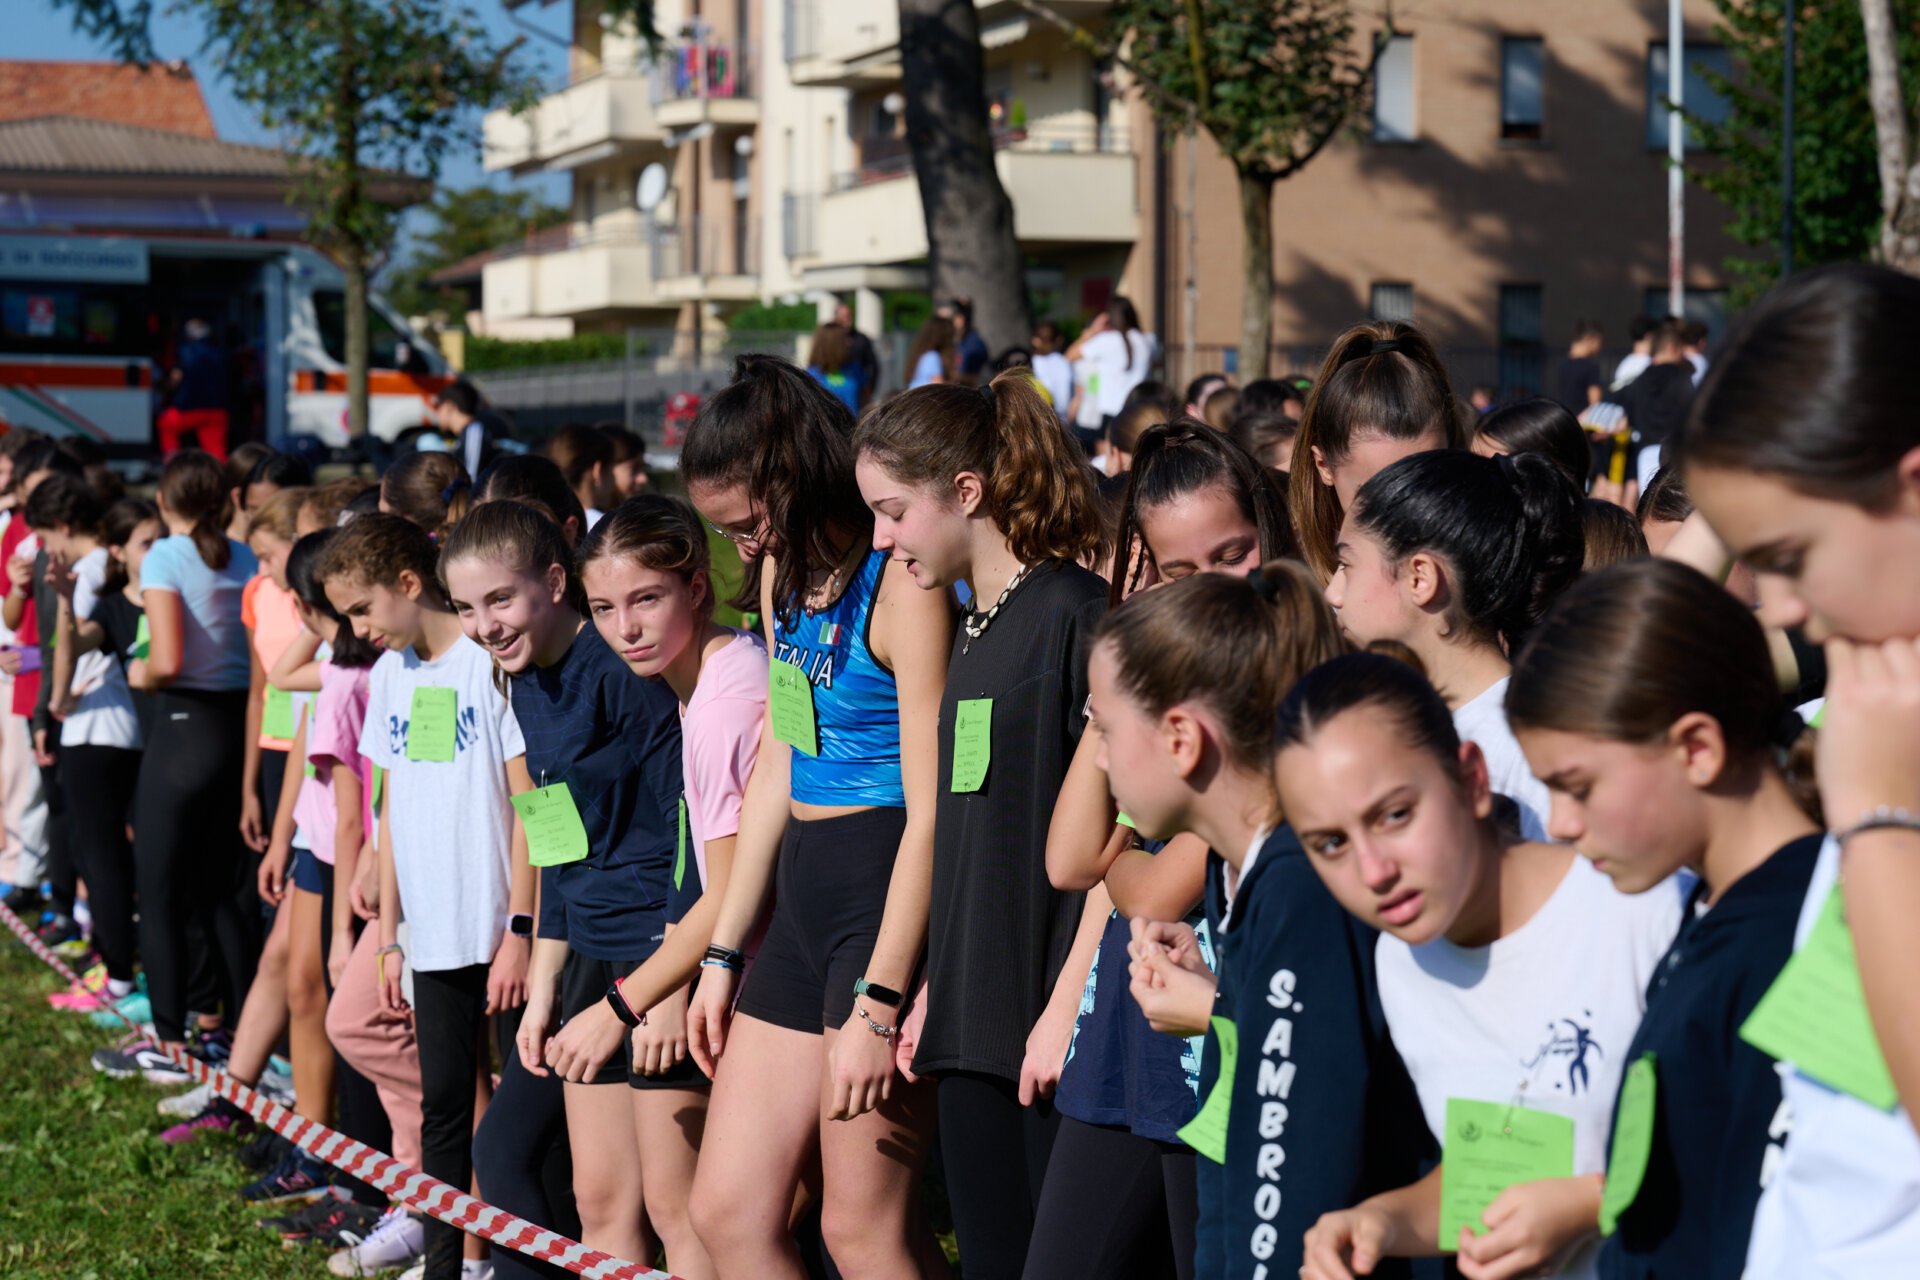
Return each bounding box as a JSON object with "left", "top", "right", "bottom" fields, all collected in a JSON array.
[
  {"left": 651, "top": 215, "right": 762, "bottom": 302},
  {"left": 651, "top": 35, "right": 758, "bottom": 131},
  {"left": 815, "top": 124, "right": 1137, "bottom": 268},
  {"left": 783, "top": 0, "right": 899, "bottom": 87},
  {"left": 483, "top": 72, "right": 664, "bottom": 176},
  {"left": 481, "top": 218, "right": 759, "bottom": 322}
]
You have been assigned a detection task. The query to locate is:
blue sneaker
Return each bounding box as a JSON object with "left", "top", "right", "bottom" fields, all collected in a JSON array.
[
  {"left": 89, "top": 990, "right": 151, "bottom": 1029},
  {"left": 241, "top": 1147, "right": 334, "bottom": 1206}
]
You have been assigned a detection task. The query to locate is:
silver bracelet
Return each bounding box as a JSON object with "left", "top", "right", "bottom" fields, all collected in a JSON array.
[
  {"left": 1836, "top": 806, "right": 1920, "bottom": 848},
  {"left": 856, "top": 1004, "right": 897, "bottom": 1041}
]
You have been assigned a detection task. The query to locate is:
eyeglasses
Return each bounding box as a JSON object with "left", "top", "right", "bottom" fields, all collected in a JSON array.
[{"left": 707, "top": 519, "right": 765, "bottom": 548}]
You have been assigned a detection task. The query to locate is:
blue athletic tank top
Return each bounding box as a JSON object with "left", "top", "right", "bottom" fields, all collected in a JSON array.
[{"left": 771, "top": 548, "right": 904, "bottom": 807}]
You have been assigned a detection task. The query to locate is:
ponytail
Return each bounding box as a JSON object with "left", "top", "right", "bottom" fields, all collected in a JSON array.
[
  {"left": 1350, "top": 448, "right": 1583, "bottom": 653},
  {"left": 1093, "top": 559, "right": 1345, "bottom": 771},
  {"left": 381, "top": 451, "right": 470, "bottom": 543},
  {"left": 156, "top": 450, "right": 233, "bottom": 571},
  {"left": 1289, "top": 320, "right": 1461, "bottom": 581},
  {"left": 856, "top": 370, "right": 1109, "bottom": 566},
  {"left": 1110, "top": 418, "right": 1295, "bottom": 606}
]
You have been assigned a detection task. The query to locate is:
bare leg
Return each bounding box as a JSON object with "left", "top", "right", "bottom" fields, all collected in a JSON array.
[
  {"left": 565, "top": 1079, "right": 657, "bottom": 1264},
  {"left": 634, "top": 1086, "right": 715, "bottom": 1280},
  {"left": 285, "top": 885, "right": 334, "bottom": 1121},
  {"left": 224, "top": 896, "right": 291, "bottom": 1084}
]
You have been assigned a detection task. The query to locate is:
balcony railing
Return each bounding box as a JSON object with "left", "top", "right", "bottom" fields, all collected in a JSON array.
[
  {"left": 831, "top": 121, "right": 1131, "bottom": 191},
  {"left": 783, "top": 192, "right": 819, "bottom": 259},
  {"left": 649, "top": 32, "right": 754, "bottom": 105},
  {"left": 652, "top": 215, "right": 761, "bottom": 279}
]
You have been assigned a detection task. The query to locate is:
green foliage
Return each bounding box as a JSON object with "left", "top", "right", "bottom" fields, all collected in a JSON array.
[
  {"left": 45, "top": 0, "right": 156, "bottom": 65},
  {"left": 726, "top": 300, "right": 822, "bottom": 332},
  {"left": 0, "top": 945, "right": 317, "bottom": 1280},
  {"left": 1691, "top": 0, "right": 1920, "bottom": 302},
  {"left": 465, "top": 332, "right": 642, "bottom": 371},
  {"left": 1107, "top": 0, "right": 1371, "bottom": 178},
  {"left": 383, "top": 187, "right": 568, "bottom": 318}
]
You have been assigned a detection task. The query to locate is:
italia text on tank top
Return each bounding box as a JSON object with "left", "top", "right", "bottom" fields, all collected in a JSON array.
[{"left": 771, "top": 548, "right": 905, "bottom": 807}]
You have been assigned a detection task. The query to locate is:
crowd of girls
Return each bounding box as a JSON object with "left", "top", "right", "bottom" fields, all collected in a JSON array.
[{"left": 10, "top": 263, "right": 1920, "bottom": 1280}]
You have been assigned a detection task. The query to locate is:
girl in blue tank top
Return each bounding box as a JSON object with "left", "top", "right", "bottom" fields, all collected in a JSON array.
[{"left": 674, "top": 355, "right": 955, "bottom": 1280}]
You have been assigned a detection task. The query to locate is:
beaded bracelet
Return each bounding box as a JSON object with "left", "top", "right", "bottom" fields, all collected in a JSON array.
[
  {"left": 856, "top": 1004, "right": 897, "bottom": 1042},
  {"left": 1837, "top": 806, "right": 1920, "bottom": 849}
]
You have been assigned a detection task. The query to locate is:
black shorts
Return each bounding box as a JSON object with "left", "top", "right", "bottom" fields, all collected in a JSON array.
[
  {"left": 733, "top": 806, "right": 907, "bottom": 1035},
  {"left": 557, "top": 951, "right": 708, "bottom": 1090},
  {"left": 291, "top": 846, "right": 327, "bottom": 896}
]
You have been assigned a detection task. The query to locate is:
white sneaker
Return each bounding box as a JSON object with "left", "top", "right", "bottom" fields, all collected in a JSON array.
[
  {"left": 328, "top": 1207, "right": 424, "bottom": 1277},
  {"left": 391, "top": 1261, "right": 492, "bottom": 1280},
  {"left": 156, "top": 1080, "right": 213, "bottom": 1118},
  {"left": 258, "top": 1064, "right": 296, "bottom": 1105}
]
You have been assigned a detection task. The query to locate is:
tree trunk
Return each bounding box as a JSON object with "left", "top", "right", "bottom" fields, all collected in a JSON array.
[
  {"left": 334, "top": 2, "right": 370, "bottom": 441},
  {"left": 1237, "top": 166, "right": 1275, "bottom": 380},
  {"left": 1861, "top": 0, "right": 1920, "bottom": 273},
  {"left": 897, "top": 0, "right": 1032, "bottom": 356},
  {"left": 344, "top": 244, "right": 370, "bottom": 443}
]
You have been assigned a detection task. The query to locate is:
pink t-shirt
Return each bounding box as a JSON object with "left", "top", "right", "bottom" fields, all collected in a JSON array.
[
  {"left": 243, "top": 575, "right": 304, "bottom": 750},
  {"left": 292, "top": 661, "right": 372, "bottom": 865},
  {"left": 682, "top": 629, "right": 768, "bottom": 891}
]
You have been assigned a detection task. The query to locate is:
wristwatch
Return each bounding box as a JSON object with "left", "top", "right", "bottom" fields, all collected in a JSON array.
[
  {"left": 508, "top": 912, "right": 533, "bottom": 939},
  {"left": 606, "top": 982, "right": 644, "bottom": 1028},
  {"left": 854, "top": 978, "right": 904, "bottom": 1007}
]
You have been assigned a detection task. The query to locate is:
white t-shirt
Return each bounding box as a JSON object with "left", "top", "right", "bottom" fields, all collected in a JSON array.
[
  {"left": 1454, "top": 677, "right": 1551, "bottom": 841},
  {"left": 584, "top": 507, "right": 604, "bottom": 532},
  {"left": 1610, "top": 351, "right": 1651, "bottom": 391},
  {"left": 1744, "top": 835, "right": 1920, "bottom": 1278},
  {"left": 358, "top": 634, "right": 526, "bottom": 971},
  {"left": 1071, "top": 357, "right": 1105, "bottom": 429},
  {"left": 1378, "top": 856, "right": 1686, "bottom": 1280},
  {"left": 1082, "top": 328, "right": 1155, "bottom": 418},
  {"left": 1030, "top": 351, "right": 1073, "bottom": 422},
  {"left": 63, "top": 548, "right": 140, "bottom": 750}
]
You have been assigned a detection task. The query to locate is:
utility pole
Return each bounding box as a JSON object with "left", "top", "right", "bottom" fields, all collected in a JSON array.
[
  {"left": 1668, "top": 0, "right": 1686, "bottom": 320},
  {"left": 1782, "top": 0, "right": 1796, "bottom": 277}
]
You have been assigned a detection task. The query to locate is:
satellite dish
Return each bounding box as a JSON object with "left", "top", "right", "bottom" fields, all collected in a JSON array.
[{"left": 635, "top": 162, "right": 669, "bottom": 212}]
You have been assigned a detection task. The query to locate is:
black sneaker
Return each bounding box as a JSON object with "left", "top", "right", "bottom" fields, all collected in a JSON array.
[
  {"left": 237, "top": 1127, "right": 291, "bottom": 1175},
  {"left": 258, "top": 1189, "right": 377, "bottom": 1246},
  {"left": 1, "top": 883, "right": 41, "bottom": 917},
  {"left": 34, "top": 911, "right": 79, "bottom": 948},
  {"left": 241, "top": 1146, "right": 333, "bottom": 1205}
]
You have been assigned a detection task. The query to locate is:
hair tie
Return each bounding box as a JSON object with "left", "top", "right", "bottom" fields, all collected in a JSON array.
[
  {"left": 979, "top": 382, "right": 997, "bottom": 415},
  {"left": 1247, "top": 565, "right": 1280, "bottom": 603},
  {"left": 1368, "top": 338, "right": 1407, "bottom": 357},
  {"left": 1769, "top": 706, "right": 1807, "bottom": 751},
  {"left": 1494, "top": 452, "right": 1522, "bottom": 484},
  {"left": 441, "top": 477, "right": 471, "bottom": 506}
]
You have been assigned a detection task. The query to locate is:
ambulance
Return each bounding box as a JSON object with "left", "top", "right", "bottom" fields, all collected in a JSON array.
[{"left": 0, "top": 232, "right": 450, "bottom": 453}]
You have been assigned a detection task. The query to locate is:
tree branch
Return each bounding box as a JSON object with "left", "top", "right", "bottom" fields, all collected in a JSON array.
[
  {"left": 1011, "top": 0, "right": 1200, "bottom": 117},
  {"left": 1861, "top": 0, "right": 1910, "bottom": 237}
]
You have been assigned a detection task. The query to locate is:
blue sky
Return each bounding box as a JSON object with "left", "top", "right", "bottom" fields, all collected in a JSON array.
[{"left": 16, "top": 1, "right": 576, "bottom": 263}]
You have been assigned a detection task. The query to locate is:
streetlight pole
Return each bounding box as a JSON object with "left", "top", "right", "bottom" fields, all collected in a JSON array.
[
  {"left": 1669, "top": 0, "right": 1686, "bottom": 320},
  {"left": 1782, "top": 0, "right": 1797, "bottom": 277}
]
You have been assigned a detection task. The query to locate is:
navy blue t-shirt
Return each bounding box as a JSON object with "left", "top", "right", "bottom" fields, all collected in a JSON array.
[
  {"left": 1599, "top": 834, "right": 1821, "bottom": 1280},
  {"left": 1193, "top": 827, "right": 1433, "bottom": 1280},
  {"left": 174, "top": 338, "right": 228, "bottom": 411},
  {"left": 514, "top": 624, "right": 684, "bottom": 960}
]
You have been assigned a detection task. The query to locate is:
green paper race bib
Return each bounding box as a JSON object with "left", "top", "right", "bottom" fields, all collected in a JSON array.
[
  {"left": 951, "top": 698, "right": 992, "bottom": 792},
  {"left": 132, "top": 614, "right": 150, "bottom": 661},
  {"left": 513, "top": 783, "right": 590, "bottom": 867},
  {"left": 768, "top": 658, "right": 818, "bottom": 756},
  {"left": 1599, "top": 1053, "right": 1658, "bottom": 1235},
  {"left": 370, "top": 766, "right": 384, "bottom": 814},
  {"left": 262, "top": 685, "right": 295, "bottom": 740},
  {"left": 674, "top": 797, "right": 689, "bottom": 892},
  {"left": 1116, "top": 811, "right": 1137, "bottom": 830},
  {"left": 1176, "top": 1017, "right": 1238, "bottom": 1164},
  {"left": 304, "top": 759, "right": 316, "bottom": 780},
  {"left": 1439, "top": 1099, "right": 1575, "bottom": 1250},
  {"left": 1740, "top": 884, "right": 1899, "bottom": 1110},
  {"left": 405, "top": 687, "right": 458, "bottom": 762}
]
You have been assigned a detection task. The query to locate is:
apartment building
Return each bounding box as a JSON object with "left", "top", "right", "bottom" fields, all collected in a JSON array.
[{"left": 481, "top": 0, "right": 1141, "bottom": 349}]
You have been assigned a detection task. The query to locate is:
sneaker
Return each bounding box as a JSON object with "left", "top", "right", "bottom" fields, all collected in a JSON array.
[
  {"left": 35, "top": 911, "right": 79, "bottom": 948},
  {"left": 188, "top": 1024, "right": 234, "bottom": 1066},
  {"left": 159, "top": 1096, "right": 254, "bottom": 1145},
  {"left": 260, "top": 1189, "right": 381, "bottom": 1247},
  {"left": 47, "top": 962, "right": 111, "bottom": 1010},
  {"left": 391, "top": 1257, "right": 488, "bottom": 1280},
  {"left": 240, "top": 1146, "right": 333, "bottom": 1205},
  {"left": 90, "top": 1038, "right": 188, "bottom": 1083},
  {"left": 258, "top": 1064, "right": 296, "bottom": 1106},
  {"left": 52, "top": 934, "right": 96, "bottom": 963},
  {"left": 89, "top": 990, "right": 150, "bottom": 1029},
  {"left": 1, "top": 883, "right": 41, "bottom": 917},
  {"left": 329, "top": 1208, "right": 424, "bottom": 1277},
  {"left": 236, "top": 1126, "right": 290, "bottom": 1175},
  {"left": 158, "top": 1080, "right": 214, "bottom": 1119}
]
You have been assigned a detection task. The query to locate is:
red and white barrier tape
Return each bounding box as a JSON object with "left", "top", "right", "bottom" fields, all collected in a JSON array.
[{"left": 0, "top": 899, "right": 674, "bottom": 1280}]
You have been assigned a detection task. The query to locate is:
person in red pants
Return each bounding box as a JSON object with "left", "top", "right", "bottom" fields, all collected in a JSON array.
[{"left": 157, "top": 319, "right": 230, "bottom": 462}]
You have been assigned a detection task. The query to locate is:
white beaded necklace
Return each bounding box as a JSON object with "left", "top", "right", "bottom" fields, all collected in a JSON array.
[{"left": 962, "top": 563, "right": 1032, "bottom": 655}]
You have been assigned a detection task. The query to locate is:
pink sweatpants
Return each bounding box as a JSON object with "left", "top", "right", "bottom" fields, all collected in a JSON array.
[{"left": 327, "top": 926, "right": 424, "bottom": 1168}]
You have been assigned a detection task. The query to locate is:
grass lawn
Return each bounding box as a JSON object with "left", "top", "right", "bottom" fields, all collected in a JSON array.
[{"left": 0, "top": 939, "right": 319, "bottom": 1280}]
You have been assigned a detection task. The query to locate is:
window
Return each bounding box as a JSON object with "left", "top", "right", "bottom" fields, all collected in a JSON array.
[
  {"left": 314, "top": 290, "right": 420, "bottom": 371},
  {"left": 1370, "top": 282, "right": 1415, "bottom": 323},
  {"left": 1498, "top": 284, "right": 1545, "bottom": 397},
  {"left": 1372, "top": 34, "right": 1416, "bottom": 142},
  {"left": 1501, "top": 37, "right": 1544, "bottom": 141},
  {"left": 1645, "top": 44, "right": 1732, "bottom": 149}
]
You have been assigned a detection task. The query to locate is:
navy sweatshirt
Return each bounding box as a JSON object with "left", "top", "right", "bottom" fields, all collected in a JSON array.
[
  {"left": 1193, "top": 826, "right": 1434, "bottom": 1280},
  {"left": 513, "top": 625, "right": 684, "bottom": 961},
  {"left": 1599, "top": 834, "right": 1821, "bottom": 1280}
]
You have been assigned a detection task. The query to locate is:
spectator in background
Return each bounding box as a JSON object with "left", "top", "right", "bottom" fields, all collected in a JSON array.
[
  {"left": 1236, "top": 377, "right": 1291, "bottom": 419},
  {"left": 222, "top": 443, "right": 274, "bottom": 542},
  {"left": 543, "top": 423, "right": 620, "bottom": 531},
  {"left": 431, "top": 380, "right": 499, "bottom": 481},
  {"left": 1470, "top": 396, "right": 1593, "bottom": 491},
  {"left": 806, "top": 322, "right": 865, "bottom": 416},
  {"left": 907, "top": 315, "right": 956, "bottom": 390},
  {"left": 1101, "top": 399, "right": 1170, "bottom": 497},
  {"left": 1608, "top": 318, "right": 1696, "bottom": 499},
  {"left": 1183, "top": 372, "right": 1229, "bottom": 419},
  {"left": 939, "top": 296, "right": 992, "bottom": 385},
  {"left": 159, "top": 319, "right": 230, "bottom": 462},
  {"left": 1065, "top": 295, "right": 1156, "bottom": 464},
  {"left": 1681, "top": 318, "right": 1710, "bottom": 384},
  {"left": 1610, "top": 313, "right": 1657, "bottom": 389},
  {"left": 1203, "top": 386, "right": 1240, "bottom": 433},
  {"left": 1580, "top": 497, "right": 1650, "bottom": 571},
  {"left": 1557, "top": 319, "right": 1606, "bottom": 415},
  {"left": 1469, "top": 383, "right": 1498, "bottom": 414},
  {"left": 1030, "top": 322, "right": 1074, "bottom": 420},
  {"left": 1230, "top": 410, "right": 1299, "bottom": 473},
  {"left": 595, "top": 422, "right": 651, "bottom": 499},
  {"left": 833, "top": 301, "right": 880, "bottom": 408}
]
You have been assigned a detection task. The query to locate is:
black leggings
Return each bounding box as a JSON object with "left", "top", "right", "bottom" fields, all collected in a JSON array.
[
  {"left": 414, "top": 963, "right": 505, "bottom": 1280},
  {"left": 40, "top": 751, "right": 73, "bottom": 917},
  {"left": 134, "top": 687, "right": 254, "bottom": 1042},
  {"left": 473, "top": 1042, "right": 580, "bottom": 1280},
  {"left": 1022, "top": 1118, "right": 1197, "bottom": 1280},
  {"left": 938, "top": 1071, "right": 1062, "bottom": 1280},
  {"left": 62, "top": 744, "right": 140, "bottom": 981}
]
